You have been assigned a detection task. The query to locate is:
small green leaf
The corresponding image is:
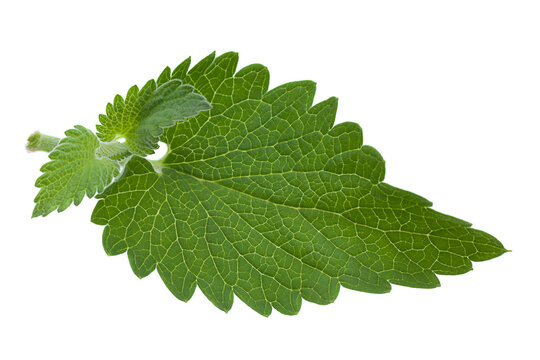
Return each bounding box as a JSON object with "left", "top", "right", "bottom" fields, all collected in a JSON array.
[
  {"left": 96, "top": 79, "right": 211, "bottom": 156},
  {"left": 33, "top": 125, "right": 120, "bottom": 217}
]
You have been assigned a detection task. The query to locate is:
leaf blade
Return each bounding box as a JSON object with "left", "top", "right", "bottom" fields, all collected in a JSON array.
[
  {"left": 33, "top": 125, "right": 120, "bottom": 217},
  {"left": 91, "top": 52, "right": 507, "bottom": 315}
]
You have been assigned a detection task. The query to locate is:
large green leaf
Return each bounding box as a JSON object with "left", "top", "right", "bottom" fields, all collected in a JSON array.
[{"left": 91, "top": 52, "right": 506, "bottom": 316}]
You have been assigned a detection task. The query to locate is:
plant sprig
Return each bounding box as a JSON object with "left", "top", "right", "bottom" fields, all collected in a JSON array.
[{"left": 28, "top": 52, "right": 507, "bottom": 316}]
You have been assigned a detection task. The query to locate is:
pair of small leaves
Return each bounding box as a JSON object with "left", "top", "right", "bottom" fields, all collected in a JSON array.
[{"left": 33, "top": 79, "right": 210, "bottom": 217}]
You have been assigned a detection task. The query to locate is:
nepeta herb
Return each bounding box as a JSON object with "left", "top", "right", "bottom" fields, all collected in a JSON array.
[{"left": 28, "top": 52, "right": 507, "bottom": 316}]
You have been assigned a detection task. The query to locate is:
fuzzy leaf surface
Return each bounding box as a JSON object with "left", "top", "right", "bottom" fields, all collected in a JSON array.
[
  {"left": 96, "top": 79, "right": 211, "bottom": 156},
  {"left": 33, "top": 126, "right": 120, "bottom": 217},
  {"left": 91, "top": 52, "right": 506, "bottom": 316}
]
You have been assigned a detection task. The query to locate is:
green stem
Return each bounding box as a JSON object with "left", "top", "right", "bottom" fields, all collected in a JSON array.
[{"left": 26, "top": 131, "right": 60, "bottom": 153}]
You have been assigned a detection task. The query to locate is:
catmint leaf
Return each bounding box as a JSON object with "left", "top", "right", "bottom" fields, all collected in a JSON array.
[
  {"left": 33, "top": 125, "right": 120, "bottom": 217},
  {"left": 91, "top": 52, "right": 507, "bottom": 316},
  {"left": 96, "top": 79, "right": 211, "bottom": 156}
]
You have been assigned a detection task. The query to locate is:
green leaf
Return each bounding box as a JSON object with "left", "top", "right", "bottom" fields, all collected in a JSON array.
[
  {"left": 91, "top": 52, "right": 507, "bottom": 316},
  {"left": 33, "top": 125, "right": 120, "bottom": 217},
  {"left": 96, "top": 79, "right": 211, "bottom": 156}
]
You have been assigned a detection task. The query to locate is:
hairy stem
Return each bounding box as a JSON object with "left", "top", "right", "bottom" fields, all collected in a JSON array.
[{"left": 26, "top": 131, "right": 61, "bottom": 153}]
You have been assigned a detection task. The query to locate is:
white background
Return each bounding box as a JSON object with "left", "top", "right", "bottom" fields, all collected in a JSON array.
[{"left": 1, "top": 1, "right": 539, "bottom": 359}]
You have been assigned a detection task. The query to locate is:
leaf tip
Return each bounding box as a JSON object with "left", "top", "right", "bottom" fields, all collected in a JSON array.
[{"left": 31, "top": 203, "right": 47, "bottom": 218}]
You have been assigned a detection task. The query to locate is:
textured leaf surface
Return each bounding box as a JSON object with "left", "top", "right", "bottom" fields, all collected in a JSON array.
[
  {"left": 91, "top": 52, "right": 506, "bottom": 315},
  {"left": 96, "top": 79, "right": 211, "bottom": 156},
  {"left": 33, "top": 126, "right": 120, "bottom": 217}
]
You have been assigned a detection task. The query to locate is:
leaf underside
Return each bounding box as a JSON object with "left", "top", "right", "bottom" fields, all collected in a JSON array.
[
  {"left": 91, "top": 52, "right": 506, "bottom": 316},
  {"left": 33, "top": 126, "right": 120, "bottom": 217}
]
